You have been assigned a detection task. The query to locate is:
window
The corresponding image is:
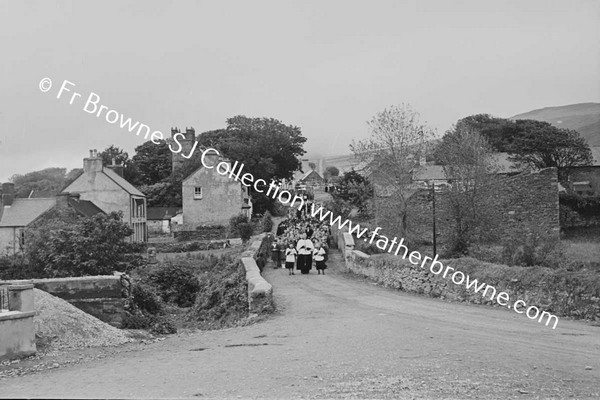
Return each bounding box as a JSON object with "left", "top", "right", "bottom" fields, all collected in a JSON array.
[
  {"left": 19, "top": 229, "right": 25, "bottom": 249},
  {"left": 194, "top": 187, "right": 203, "bottom": 199}
]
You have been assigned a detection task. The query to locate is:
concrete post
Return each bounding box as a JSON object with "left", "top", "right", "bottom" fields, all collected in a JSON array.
[{"left": 8, "top": 284, "right": 35, "bottom": 312}]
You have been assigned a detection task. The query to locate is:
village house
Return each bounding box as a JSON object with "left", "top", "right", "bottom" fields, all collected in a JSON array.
[
  {"left": 170, "top": 127, "right": 252, "bottom": 229},
  {"left": 298, "top": 170, "right": 325, "bottom": 191},
  {"left": 147, "top": 207, "right": 181, "bottom": 235},
  {"left": 0, "top": 185, "right": 104, "bottom": 255},
  {"left": 61, "top": 150, "right": 147, "bottom": 242}
]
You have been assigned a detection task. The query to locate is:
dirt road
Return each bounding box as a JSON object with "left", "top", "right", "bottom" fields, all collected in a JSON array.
[{"left": 1, "top": 251, "right": 599, "bottom": 399}]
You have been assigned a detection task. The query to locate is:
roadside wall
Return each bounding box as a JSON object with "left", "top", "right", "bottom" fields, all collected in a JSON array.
[
  {"left": 240, "top": 234, "right": 275, "bottom": 314},
  {"left": 345, "top": 251, "right": 600, "bottom": 322},
  {"left": 31, "top": 276, "right": 123, "bottom": 327}
]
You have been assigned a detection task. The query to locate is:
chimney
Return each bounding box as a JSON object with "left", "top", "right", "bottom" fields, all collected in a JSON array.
[
  {"left": 56, "top": 192, "right": 80, "bottom": 209},
  {"left": 1, "top": 182, "right": 15, "bottom": 207},
  {"left": 83, "top": 149, "right": 103, "bottom": 174},
  {"left": 107, "top": 157, "right": 124, "bottom": 178}
]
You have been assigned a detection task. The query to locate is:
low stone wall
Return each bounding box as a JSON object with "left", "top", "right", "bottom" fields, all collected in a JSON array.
[
  {"left": 0, "top": 283, "right": 36, "bottom": 361},
  {"left": 174, "top": 226, "right": 227, "bottom": 241},
  {"left": 345, "top": 251, "right": 600, "bottom": 322},
  {"left": 240, "top": 234, "right": 275, "bottom": 314},
  {"left": 31, "top": 276, "right": 124, "bottom": 327}
]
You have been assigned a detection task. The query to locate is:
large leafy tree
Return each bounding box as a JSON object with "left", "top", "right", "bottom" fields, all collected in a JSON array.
[
  {"left": 453, "top": 114, "right": 519, "bottom": 152},
  {"left": 25, "top": 211, "right": 134, "bottom": 277},
  {"left": 196, "top": 116, "right": 307, "bottom": 183},
  {"left": 508, "top": 120, "right": 593, "bottom": 169},
  {"left": 131, "top": 140, "right": 172, "bottom": 185},
  {"left": 331, "top": 170, "right": 374, "bottom": 217},
  {"left": 99, "top": 145, "right": 141, "bottom": 185}
]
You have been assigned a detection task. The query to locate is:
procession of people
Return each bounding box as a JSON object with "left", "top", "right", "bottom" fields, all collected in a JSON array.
[{"left": 270, "top": 206, "right": 330, "bottom": 275}]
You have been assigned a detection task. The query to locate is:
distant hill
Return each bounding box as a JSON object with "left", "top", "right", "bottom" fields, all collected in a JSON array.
[{"left": 510, "top": 103, "right": 600, "bottom": 146}]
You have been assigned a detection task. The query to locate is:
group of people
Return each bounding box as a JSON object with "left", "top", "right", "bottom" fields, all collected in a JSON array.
[{"left": 271, "top": 212, "right": 331, "bottom": 275}]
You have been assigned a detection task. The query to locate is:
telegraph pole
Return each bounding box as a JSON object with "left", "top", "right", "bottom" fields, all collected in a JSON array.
[{"left": 432, "top": 182, "right": 437, "bottom": 256}]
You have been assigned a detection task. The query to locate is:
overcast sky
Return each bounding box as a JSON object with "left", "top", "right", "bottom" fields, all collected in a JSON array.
[{"left": 1, "top": 0, "right": 599, "bottom": 181}]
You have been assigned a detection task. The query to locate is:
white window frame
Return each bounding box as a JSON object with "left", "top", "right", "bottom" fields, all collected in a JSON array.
[{"left": 194, "top": 186, "right": 203, "bottom": 199}]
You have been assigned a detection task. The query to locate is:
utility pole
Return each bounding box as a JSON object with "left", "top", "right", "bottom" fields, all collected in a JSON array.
[{"left": 432, "top": 181, "right": 437, "bottom": 256}]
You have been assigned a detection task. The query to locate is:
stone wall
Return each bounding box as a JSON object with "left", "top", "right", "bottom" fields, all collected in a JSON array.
[
  {"left": 240, "top": 234, "right": 275, "bottom": 314},
  {"left": 31, "top": 276, "right": 124, "bottom": 327},
  {"left": 174, "top": 226, "right": 228, "bottom": 241},
  {"left": 375, "top": 168, "right": 560, "bottom": 249},
  {"left": 345, "top": 251, "right": 600, "bottom": 323}
]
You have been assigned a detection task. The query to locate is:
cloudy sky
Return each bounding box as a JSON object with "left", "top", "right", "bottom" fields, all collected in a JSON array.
[{"left": 1, "top": 0, "right": 599, "bottom": 181}]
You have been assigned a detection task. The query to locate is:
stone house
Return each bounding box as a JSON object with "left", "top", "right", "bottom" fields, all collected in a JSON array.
[
  {"left": 62, "top": 150, "right": 147, "bottom": 242},
  {"left": 171, "top": 128, "right": 252, "bottom": 228},
  {"left": 0, "top": 186, "right": 104, "bottom": 255},
  {"left": 299, "top": 170, "right": 325, "bottom": 190},
  {"left": 147, "top": 207, "right": 181, "bottom": 235}
]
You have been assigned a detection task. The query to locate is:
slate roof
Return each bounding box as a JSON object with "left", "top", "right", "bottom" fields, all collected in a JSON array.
[
  {"left": 299, "top": 170, "right": 324, "bottom": 182},
  {"left": 0, "top": 198, "right": 56, "bottom": 227},
  {"left": 102, "top": 167, "right": 145, "bottom": 197},
  {"left": 147, "top": 207, "right": 182, "bottom": 220},
  {"left": 68, "top": 198, "right": 105, "bottom": 217}
]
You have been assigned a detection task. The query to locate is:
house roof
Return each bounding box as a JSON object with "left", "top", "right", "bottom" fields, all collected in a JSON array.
[
  {"left": 147, "top": 207, "right": 182, "bottom": 220},
  {"left": 0, "top": 198, "right": 56, "bottom": 227},
  {"left": 413, "top": 164, "right": 446, "bottom": 181},
  {"left": 300, "top": 170, "right": 324, "bottom": 182},
  {"left": 102, "top": 167, "right": 145, "bottom": 197},
  {"left": 68, "top": 198, "right": 105, "bottom": 217}
]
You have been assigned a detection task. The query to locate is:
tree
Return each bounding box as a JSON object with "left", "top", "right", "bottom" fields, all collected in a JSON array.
[
  {"left": 308, "top": 162, "right": 317, "bottom": 171},
  {"left": 331, "top": 170, "right": 374, "bottom": 217},
  {"left": 351, "top": 104, "right": 434, "bottom": 236},
  {"left": 508, "top": 120, "right": 593, "bottom": 169},
  {"left": 10, "top": 167, "right": 68, "bottom": 198},
  {"left": 99, "top": 145, "right": 141, "bottom": 184},
  {"left": 194, "top": 116, "right": 307, "bottom": 214},
  {"left": 131, "top": 140, "right": 172, "bottom": 185},
  {"left": 196, "top": 116, "right": 307, "bottom": 183},
  {"left": 435, "top": 127, "right": 500, "bottom": 254},
  {"left": 324, "top": 166, "right": 340, "bottom": 179},
  {"left": 25, "top": 211, "right": 134, "bottom": 277},
  {"left": 452, "top": 114, "right": 519, "bottom": 153}
]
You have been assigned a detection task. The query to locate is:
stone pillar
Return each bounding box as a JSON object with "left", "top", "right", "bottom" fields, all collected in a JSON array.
[{"left": 8, "top": 283, "right": 34, "bottom": 312}]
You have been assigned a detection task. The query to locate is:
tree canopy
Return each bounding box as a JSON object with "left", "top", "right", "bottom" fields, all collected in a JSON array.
[{"left": 131, "top": 140, "right": 172, "bottom": 186}]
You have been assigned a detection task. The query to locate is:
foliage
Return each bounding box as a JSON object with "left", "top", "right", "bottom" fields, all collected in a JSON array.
[
  {"left": 351, "top": 104, "right": 434, "bottom": 237},
  {"left": 447, "top": 114, "right": 519, "bottom": 153},
  {"left": 187, "top": 254, "right": 248, "bottom": 329},
  {"left": 331, "top": 170, "right": 374, "bottom": 217},
  {"left": 131, "top": 140, "right": 172, "bottom": 185},
  {"left": 238, "top": 223, "right": 254, "bottom": 242},
  {"left": 147, "top": 263, "right": 201, "bottom": 307},
  {"left": 138, "top": 181, "right": 181, "bottom": 207},
  {"left": 308, "top": 161, "right": 317, "bottom": 171},
  {"left": 435, "top": 127, "right": 500, "bottom": 255},
  {"left": 501, "top": 230, "right": 565, "bottom": 268},
  {"left": 10, "top": 167, "right": 75, "bottom": 198},
  {"left": 559, "top": 193, "right": 600, "bottom": 217},
  {"left": 324, "top": 166, "right": 340, "bottom": 179},
  {"left": 229, "top": 213, "right": 249, "bottom": 237},
  {"left": 99, "top": 145, "right": 141, "bottom": 185},
  {"left": 261, "top": 211, "right": 273, "bottom": 232},
  {"left": 0, "top": 254, "right": 39, "bottom": 280},
  {"left": 25, "top": 211, "right": 134, "bottom": 277},
  {"left": 508, "top": 120, "right": 593, "bottom": 169}
]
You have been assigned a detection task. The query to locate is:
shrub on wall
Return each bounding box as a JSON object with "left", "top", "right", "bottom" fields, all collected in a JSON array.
[
  {"left": 261, "top": 211, "right": 273, "bottom": 232},
  {"left": 229, "top": 213, "right": 249, "bottom": 237},
  {"left": 239, "top": 223, "right": 254, "bottom": 243}
]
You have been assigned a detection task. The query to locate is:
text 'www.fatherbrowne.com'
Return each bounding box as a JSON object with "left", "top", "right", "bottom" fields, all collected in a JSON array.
[{"left": 308, "top": 204, "right": 559, "bottom": 330}]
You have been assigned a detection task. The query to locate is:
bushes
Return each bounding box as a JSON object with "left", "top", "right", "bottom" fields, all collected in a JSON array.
[
  {"left": 229, "top": 213, "right": 249, "bottom": 237},
  {"left": 147, "top": 263, "right": 200, "bottom": 307},
  {"left": 239, "top": 223, "right": 254, "bottom": 242},
  {"left": 501, "top": 230, "right": 564, "bottom": 268},
  {"left": 187, "top": 254, "right": 249, "bottom": 329},
  {"left": 261, "top": 211, "right": 273, "bottom": 232}
]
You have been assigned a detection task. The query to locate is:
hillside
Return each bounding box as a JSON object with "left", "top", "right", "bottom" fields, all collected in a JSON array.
[{"left": 510, "top": 103, "right": 600, "bottom": 146}]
